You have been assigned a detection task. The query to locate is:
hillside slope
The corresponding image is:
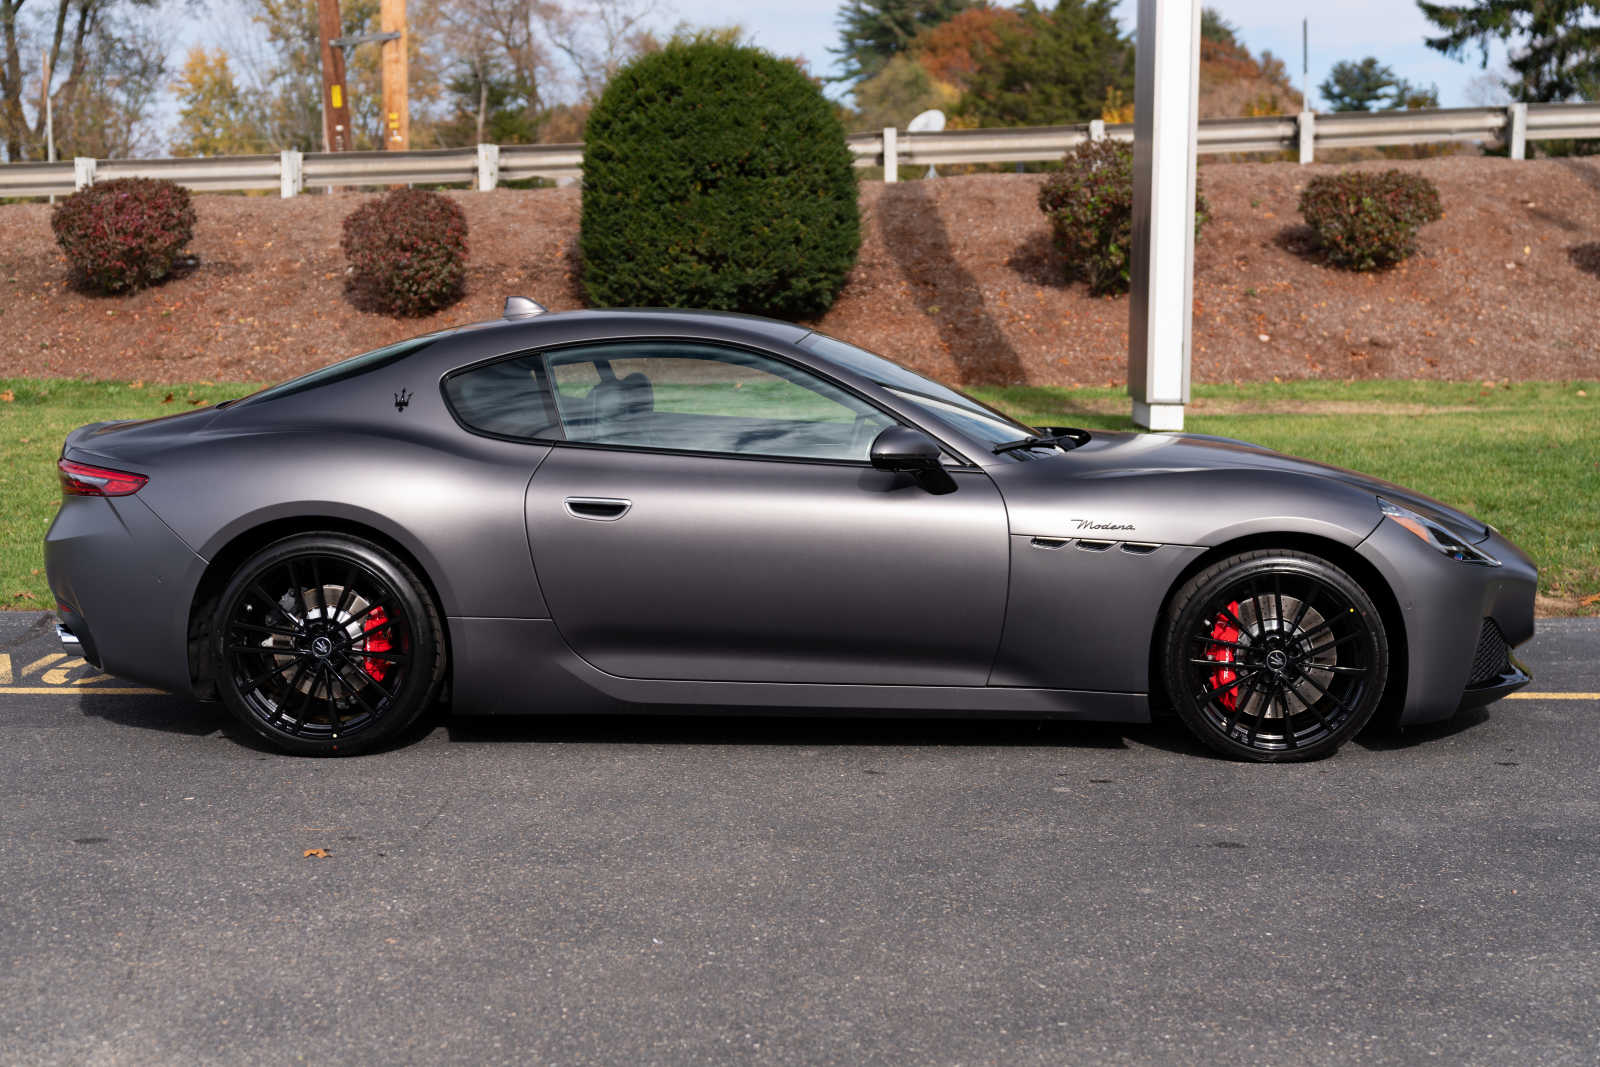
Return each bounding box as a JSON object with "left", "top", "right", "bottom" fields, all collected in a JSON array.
[{"left": 1, "top": 155, "right": 1597, "bottom": 386}]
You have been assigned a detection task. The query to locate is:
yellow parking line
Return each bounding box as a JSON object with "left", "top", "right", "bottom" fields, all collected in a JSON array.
[
  {"left": 0, "top": 686, "right": 164, "bottom": 695},
  {"left": 1506, "top": 692, "right": 1599, "bottom": 701},
  {"left": 20, "top": 653, "right": 63, "bottom": 677}
]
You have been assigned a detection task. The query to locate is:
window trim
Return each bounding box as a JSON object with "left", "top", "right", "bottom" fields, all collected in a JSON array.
[{"left": 438, "top": 336, "right": 980, "bottom": 467}]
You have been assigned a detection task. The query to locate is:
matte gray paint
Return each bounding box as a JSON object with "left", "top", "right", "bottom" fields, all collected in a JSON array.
[{"left": 45, "top": 307, "right": 1537, "bottom": 727}]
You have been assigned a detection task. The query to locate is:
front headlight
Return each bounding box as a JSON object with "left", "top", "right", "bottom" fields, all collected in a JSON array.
[{"left": 1378, "top": 498, "right": 1500, "bottom": 566}]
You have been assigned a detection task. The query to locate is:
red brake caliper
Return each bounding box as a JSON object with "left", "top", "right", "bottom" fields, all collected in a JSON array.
[
  {"left": 362, "top": 607, "right": 391, "bottom": 682},
  {"left": 1206, "top": 601, "right": 1242, "bottom": 712}
]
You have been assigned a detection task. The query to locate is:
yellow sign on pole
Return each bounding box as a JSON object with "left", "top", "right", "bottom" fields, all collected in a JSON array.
[{"left": 380, "top": 0, "right": 410, "bottom": 150}]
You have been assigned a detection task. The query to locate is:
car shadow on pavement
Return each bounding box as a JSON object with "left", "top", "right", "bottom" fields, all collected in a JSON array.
[
  {"left": 440, "top": 708, "right": 1213, "bottom": 757},
  {"left": 1353, "top": 706, "right": 1491, "bottom": 752}
]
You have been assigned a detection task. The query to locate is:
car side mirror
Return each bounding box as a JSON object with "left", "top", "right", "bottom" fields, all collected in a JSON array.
[{"left": 870, "top": 425, "right": 943, "bottom": 473}]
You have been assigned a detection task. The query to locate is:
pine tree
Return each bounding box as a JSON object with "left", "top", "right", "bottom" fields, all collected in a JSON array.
[
  {"left": 1418, "top": 0, "right": 1600, "bottom": 102},
  {"left": 1320, "top": 58, "right": 1399, "bottom": 111},
  {"left": 830, "top": 0, "right": 978, "bottom": 84}
]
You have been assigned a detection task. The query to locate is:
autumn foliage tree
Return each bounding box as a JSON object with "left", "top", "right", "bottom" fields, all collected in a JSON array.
[{"left": 172, "top": 48, "right": 269, "bottom": 156}]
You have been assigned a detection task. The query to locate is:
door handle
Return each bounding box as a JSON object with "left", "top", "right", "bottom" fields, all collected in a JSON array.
[{"left": 563, "top": 496, "right": 632, "bottom": 521}]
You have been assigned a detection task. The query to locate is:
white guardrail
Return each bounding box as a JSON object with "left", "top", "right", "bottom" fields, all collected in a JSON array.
[{"left": 3, "top": 101, "right": 1598, "bottom": 198}]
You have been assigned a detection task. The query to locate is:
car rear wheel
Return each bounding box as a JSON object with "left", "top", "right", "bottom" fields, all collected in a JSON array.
[
  {"left": 211, "top": 534, "right": 445, "bottom": 756},
  {"left": 1160, "top": 549, "right": 1389, "bottom": 762}
]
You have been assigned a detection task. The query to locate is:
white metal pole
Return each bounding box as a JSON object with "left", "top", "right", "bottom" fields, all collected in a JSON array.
[
  {"left": 1128, "top": 0, "right": 1200, "bottom": 432},
  {"left": 882, "top": 127, "right": 898, "bottom": 183}
]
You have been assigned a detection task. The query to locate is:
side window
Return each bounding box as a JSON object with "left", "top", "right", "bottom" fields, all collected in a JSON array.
[
  {"left": 544, "top": 341, "right": 896, "bottom": 462},
  {"left": 442, "top": 353, "right": 560, "bottom": 439}
]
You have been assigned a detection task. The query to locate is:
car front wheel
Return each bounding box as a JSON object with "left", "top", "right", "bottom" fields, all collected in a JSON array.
[
  {"left": 1160, "top": 549, "right": 1390, "bottom": 762},
  {"left": 211, "top": 533, "right": 446, "bottom": 756}
]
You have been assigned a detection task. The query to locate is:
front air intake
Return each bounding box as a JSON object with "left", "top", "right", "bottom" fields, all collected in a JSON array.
[{"left": 1467, "top": 619, "right": 1511, "bottom": 687}]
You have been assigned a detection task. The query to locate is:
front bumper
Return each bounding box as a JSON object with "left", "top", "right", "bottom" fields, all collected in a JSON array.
[{"left": 1357, "top": 519, "right": 1537, "bottom": 725}]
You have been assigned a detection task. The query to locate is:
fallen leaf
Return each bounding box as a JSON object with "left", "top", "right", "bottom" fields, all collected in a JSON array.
[
  {"left": 1581, "top": 593, "right": 1600, "bottom": 606},
  {"left": 161, "top": 392, "right": 174, "bottom": 403},
  {"left": 0, "top": 389, "right": 12, "bottom": 402},
  {"left": 303, "top": 848, "right": 330, "bottom": 859}
]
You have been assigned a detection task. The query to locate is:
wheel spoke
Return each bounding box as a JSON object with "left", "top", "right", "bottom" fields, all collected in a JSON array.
[
  {"left": 242, "top": 656, "right": 301, "bottom": 691},
  {"left": 1298, "top": 631, "right": 1363, "bottom": 659},
  {"left": 1274, "top": 683, "right": 1297, "bottom": 748},
  {"left": 336, "top": 654, "right": 398, "bottom": 703},
  {"left": 226, "top": 643, "right": 293, "bottom": 655},
  {"left": 228, "top": 621, "right": 300, "bottom": 640},
  {"left": 343, "top": 599, "right": 385, "bottom": 628},
  {"left": 1192, "top": 635, "right": 1254, "bottom": 652},
  {"left": 1219, "top": 602, "right": 1252, "bottom": 635},
  {"left": 1193, "top": 667, "right": 1261, "bottom": 705},
  {"left": 353, "top": 649, "right": 409, "bottom": 663},
  {"left": 249, "top": 582, "right": 300, "bottom": 631},
  {"left": 1294, "top": 667, "right": 1362, "bottom": 724},
  {"left": 332, "top": 565, "right": 359, "bottom": 622},
  {"left": 327, "top": 665, "right": 383, "bottom": 718},
  {"left": 1273, "top": 574, "right": 1284, "bottom": 637},
  {"left": 1309, "top": 663, "right": 1369, "bottom": 675}
]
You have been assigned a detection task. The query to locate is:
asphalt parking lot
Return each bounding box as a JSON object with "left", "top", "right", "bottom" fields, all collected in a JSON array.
[{"left": 1, "top": 611, "right": 1596, "bottom": 1066}]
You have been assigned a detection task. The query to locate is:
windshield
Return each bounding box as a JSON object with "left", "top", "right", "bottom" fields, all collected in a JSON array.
[
  {"left": 236, "top": 335, "right": 441, "bottom": 407},
  {"left": 799, "top": 332, "right": 1038, "bottom": 447}
]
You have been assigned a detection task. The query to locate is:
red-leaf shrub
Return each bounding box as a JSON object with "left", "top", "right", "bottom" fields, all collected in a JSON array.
[
  {"left": 341, "top": 189, "right": 469, "bottom": 316},
  {"left": 1037, "top": 139, "right": 1208, "bottom": 296},
  {"left": 1298, "top": 169, "right": 1442, "bottom": 271},
  {"left": 50, "top": 178, "right": 197, "bottom": 294}
]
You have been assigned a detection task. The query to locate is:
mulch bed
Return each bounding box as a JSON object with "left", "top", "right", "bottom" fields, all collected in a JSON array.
[{"left": 1, "top": 155, "right": 1597, "bottom": 386}]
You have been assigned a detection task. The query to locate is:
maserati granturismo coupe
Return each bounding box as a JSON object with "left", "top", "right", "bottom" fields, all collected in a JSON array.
[{"left": 46, "top": 299, "right": 1534, "bottom": 759}]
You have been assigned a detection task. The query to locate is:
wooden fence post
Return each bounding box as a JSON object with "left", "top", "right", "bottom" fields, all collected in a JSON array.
[
  {"left": 72, "top": 157, "right": 95, "bottom": 190},
  {"left": 882, "top": 127, "right": 897, "bottom": 183}
]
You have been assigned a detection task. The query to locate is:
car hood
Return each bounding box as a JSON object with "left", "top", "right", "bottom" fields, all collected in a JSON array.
[{"left": 1038, "top": 429, "right": 1490, "bottom": 544}]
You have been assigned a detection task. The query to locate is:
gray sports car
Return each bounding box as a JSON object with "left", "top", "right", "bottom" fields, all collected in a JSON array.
[{"left": 46, "top": 300, "right": 1534, "bottom": 760}]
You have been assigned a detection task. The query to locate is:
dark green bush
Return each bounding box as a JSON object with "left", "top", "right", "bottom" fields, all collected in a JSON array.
[
  {"left": 1037, "top": 139, "right": 1207, "bottom": 296},
  {"left": 1298, "top": 169, "right": 1442, "bottom": 271},
  {"left": 50, "top": 178, "right": 197, "bottom": 294},
  {"left": 341, "top": 188, "right": 468, "bottom": 316},
  {"left": 579, "top": 41, "right": 859, "bottom": 319}
]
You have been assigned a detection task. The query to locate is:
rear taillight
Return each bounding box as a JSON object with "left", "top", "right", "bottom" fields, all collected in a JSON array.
[{"left": 58, "top": 458, "right": 147, "bottom": 497}]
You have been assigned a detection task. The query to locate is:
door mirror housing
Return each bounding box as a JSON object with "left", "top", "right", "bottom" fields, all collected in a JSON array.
[{"left": 870, "top": 426, "right": 943, "bottom": 473}]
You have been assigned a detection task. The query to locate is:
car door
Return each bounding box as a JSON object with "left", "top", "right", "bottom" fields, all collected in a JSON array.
[{"left": 502, "top": 339, "right": 1010, "bottom": 686}]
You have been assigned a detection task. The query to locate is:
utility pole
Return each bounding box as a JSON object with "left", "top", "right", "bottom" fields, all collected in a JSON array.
[
  {"left": 42, "top": 50, "right": 55, "bottom": 203},
  {"left": 380, "top": 0, "right": 410, "bottom": 150},
  {"left": 1302, "top": 18, "right": 1309, "bottom": 109},
  {"left": 316, "top": 0, "right": 353, "bottom": 152}
]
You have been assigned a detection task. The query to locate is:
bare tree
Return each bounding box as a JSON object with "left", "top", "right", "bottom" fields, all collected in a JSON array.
[{"left": 1, "top": 0, "right": 167, "bottom": 160}]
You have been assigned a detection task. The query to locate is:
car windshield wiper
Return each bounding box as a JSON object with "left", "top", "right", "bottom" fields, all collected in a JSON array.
[{"left": 991, "top": 428, "right": 1090, "bottom": 455}]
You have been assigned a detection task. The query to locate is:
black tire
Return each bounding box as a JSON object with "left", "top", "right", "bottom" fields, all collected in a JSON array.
[
  {"left": 211, "top": 533, "right": 446, "bottom": 756},
  {"left": 1160, "top": 549, "right": 1389, "bottom": 762}
]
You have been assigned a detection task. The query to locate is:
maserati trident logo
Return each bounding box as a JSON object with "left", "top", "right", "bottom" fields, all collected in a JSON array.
[
  {"left": 1266, "top": 649, "right": 1288, "bottom": 672},
  {"left": 394, "top": 388, "right": 413, "bottom": 412},
  {"left": 311, "top": 636, "right": 334, "bottom": 658}
]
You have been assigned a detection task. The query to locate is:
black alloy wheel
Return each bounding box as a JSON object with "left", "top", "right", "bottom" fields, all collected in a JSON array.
[
  {"left": 212, "top": 533, "right": 445, "bottom": 755},
  {"left": 1161, "top": 549, "right": 1389, "bottom": 762}
]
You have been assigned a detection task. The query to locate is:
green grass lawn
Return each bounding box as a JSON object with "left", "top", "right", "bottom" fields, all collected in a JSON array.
[{"left": 3, "top": 377, "right": 1596, "bottom": 614}]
